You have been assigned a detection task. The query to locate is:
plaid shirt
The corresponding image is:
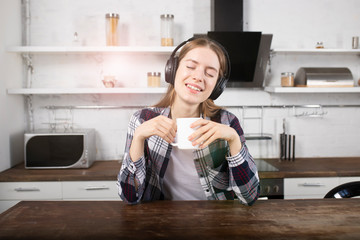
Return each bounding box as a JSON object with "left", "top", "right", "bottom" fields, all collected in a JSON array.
[{"left": 117, "top": 107, "right": 259, "bottom": 205}]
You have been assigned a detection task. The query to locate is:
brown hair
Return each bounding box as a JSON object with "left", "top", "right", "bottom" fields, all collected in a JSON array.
[{"left": 154, "top": 37, "right": 227, "bottom": 118}]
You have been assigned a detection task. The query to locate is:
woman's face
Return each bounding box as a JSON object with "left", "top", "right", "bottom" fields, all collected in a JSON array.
[{"left": 173, "top": 47, "right": 220, "bottom": 105}]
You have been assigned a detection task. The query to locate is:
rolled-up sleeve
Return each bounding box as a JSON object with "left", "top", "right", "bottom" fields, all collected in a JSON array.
[
  {"left": 226, "top": 115, "right": 260, "bottom": 206},
  {"left": 117, "top": 111, "right": 147, "bottom": 204}
]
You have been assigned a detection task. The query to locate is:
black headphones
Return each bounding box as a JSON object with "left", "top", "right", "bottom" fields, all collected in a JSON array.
[{"left": 164, "top": 37, "right": 231, "bottom": 100}]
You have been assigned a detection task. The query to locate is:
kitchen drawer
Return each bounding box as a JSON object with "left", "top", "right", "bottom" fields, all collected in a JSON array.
[
  {"left": 62, "top": 181, "right": 120, "bottom": 200},
  {"left": 0, "top": 201, "right": 20, "bottom": 214},
  {"left": 284, "top": 177, "right": 339, "bottom": 199},
  {"left": 338, "top": 177, "right": 360, "bottom": 184},
  {"left": 0, "top": 182, "right": 62, "bottom": 200}
]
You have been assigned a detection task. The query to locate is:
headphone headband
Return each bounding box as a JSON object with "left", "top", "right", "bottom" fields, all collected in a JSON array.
[{"left": 164, "top": 37, "right": 230, "bottom": 100}]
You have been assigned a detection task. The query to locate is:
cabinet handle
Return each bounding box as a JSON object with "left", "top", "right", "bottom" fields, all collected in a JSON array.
[
  {"left": 299, "top": 183, "right": 325, "bottom": 187},
  {"left": 84, "top": 186, "right": 110, "bottom": 191},
  {"left": 14, "top": 187, "right": 40, "bottom": 192}
]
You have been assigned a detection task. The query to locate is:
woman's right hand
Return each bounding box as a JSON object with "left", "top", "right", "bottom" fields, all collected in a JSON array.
[
  {"left": 130, "top": 116, "right": 176, "bottom": 162},
  {"left": 135, "top": 115, "right": 177, "bottom": 143}
]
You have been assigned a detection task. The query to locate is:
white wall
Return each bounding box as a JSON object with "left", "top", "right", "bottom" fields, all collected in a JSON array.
[
  {"left": 2, "top": 0, "right": 360, "bottom": 168},
  {"left": 0, "top": 0, "right": 25, "bottom": 171}
]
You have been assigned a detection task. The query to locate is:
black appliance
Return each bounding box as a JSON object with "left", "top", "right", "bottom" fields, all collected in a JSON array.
[
  {"left": 207, "top": 31, "right": 273, "bottom": 88},
  {"left": 255, "top": 159, "right": 284, "bottom": 199}
]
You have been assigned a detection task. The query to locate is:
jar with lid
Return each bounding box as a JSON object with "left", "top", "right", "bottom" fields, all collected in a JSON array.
[
  {"left": 281, "top": 72, "right": 295, "bottom": 87},
  {"left": 315, "top": 41, "right": 324, "bottom": 49},
  {"left": 105, "top": 13, "right": 119, "bottom": 46},
  {"left": 147, "top": 72, "right": 161, "bottom": 87},
  {"left": 160, "top": 14, "right": 174, "bottom": 46}
]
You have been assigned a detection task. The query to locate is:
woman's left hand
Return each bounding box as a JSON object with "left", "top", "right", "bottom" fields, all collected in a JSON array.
[{"left": 188, "top": 119, "right": 242, "bottom": 156}]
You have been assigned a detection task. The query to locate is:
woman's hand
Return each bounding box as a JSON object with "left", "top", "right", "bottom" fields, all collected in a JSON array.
[
  {"left": 135, "top": 115, "right": 177, "bottom": 144},
  {"left": 188, "top": 119, "right": 242, "bottom": 156},
  {"left": 130, "top": 116, "right": 176, "bottom": 162}
]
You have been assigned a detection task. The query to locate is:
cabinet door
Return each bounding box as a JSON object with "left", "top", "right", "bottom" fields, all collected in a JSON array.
[
  {"left": 0, "top": 201, "right": 20, "bottom": 214},
  {"left": 0, "top": 182, "right": 62, "bottom": 200},
  {"left": 284, "top": 177, "right": 339, "bottom": 199},
  {"left": 62, "top": 181, "right": 120, "bottom": 200},
  {"left": 338, "top": 177, "right": 360, "bottom": 184}
]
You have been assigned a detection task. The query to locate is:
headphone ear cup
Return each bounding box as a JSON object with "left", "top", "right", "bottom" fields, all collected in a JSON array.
[
  {"left": 209, "top": 77, "right": 227, "bottom": 100},
  {"left": 165, "top": 56, "right": 178, "bottom": 85}
]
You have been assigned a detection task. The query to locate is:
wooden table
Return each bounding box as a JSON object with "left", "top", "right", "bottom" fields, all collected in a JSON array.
[{"left": 1, "top": 199, "right": 359, "bottom": 239}]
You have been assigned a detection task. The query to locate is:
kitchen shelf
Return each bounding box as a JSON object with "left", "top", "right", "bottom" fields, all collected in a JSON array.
[
  {"left": 264, "top": 86, "right": 360, "bottom": 93},
  {"left": 7, "top": 87, "right": 168, "bottom": 95},
  {"left": 6, "top": 46, "right": 176, "bottom": 54},
  {"left": 8, "top": 46, "right": 360, "bottom": 54},
  {"left": 272, "top": 48, "right": 360, "bottom": 54},
  {"left": 8, "top": 87, "right": 360, "bottom": 95}
]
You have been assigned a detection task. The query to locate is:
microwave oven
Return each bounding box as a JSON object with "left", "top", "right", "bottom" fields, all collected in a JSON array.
[{"left": 24, "top": 129, "right": 96, "bottom": 169}]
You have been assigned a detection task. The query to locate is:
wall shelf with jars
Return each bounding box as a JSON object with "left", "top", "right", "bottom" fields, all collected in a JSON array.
[
  {"left": 7, "top": 87, "right": 168, "bottom": 95},
  {"left": 264, "top": 86, "right": 360, "bottom": 93},
  {"left": 272, "top": 49, "right": 360, "bottom": 54},
  {"left": 7, "top": 46, "right": 360, "bottom": 95},
  {"left": 7, "top": 46, "right": 176, "bottom": 54}
]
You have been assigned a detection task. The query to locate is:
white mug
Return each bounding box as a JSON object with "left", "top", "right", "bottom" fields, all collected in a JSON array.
[{"left": 171, "top": 118, "right": 201, "bottom": 149}]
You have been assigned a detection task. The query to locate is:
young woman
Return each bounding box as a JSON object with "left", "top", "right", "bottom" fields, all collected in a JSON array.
[{"left": 118, "top": 37, "right": 259, "bottom": 205}]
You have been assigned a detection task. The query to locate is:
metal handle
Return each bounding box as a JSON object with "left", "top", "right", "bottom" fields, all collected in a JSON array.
[
  {"left": 84, "top": 186, "right": 110, "bottom": 191},
  {"left": 299, "top": 183, "right": 325, "bottom": 187},
  {"left": 14, "top": 187, "right": 40, "bottom": 192}
]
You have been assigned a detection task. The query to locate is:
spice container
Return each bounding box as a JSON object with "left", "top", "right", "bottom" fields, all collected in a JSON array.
[
  {"left": 352, "top": 36, "right": 359, "bottom": 49},
  {"left": 105, "top": 13, "right": 119, "bottom": 46},
  {"left": 147, "top": 72, "right": 161, "bottom": 87},
  {"left": 160, "top": 14, "right": 174, "bottom": 46},
  {"left": 315, "top": 41, "right": 324, "bottom": 49},
  {"left": 281, "top": 72, "right": 294, "bottom": 87},
  {"left": 102, "top": 75, "right": 117, "bottom": 88}
]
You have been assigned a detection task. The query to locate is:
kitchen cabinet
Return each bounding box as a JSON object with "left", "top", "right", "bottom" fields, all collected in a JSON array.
[
  {"left": 62, "top": 181, "right": 119, "bottom": 200},
  {"left": 0, "top": 180, "right": 120, "bottom": 214},
  {"left": 339, "top": 176, "right": 360, "bottom": 184},
  {"left": 284, "top": 177, "right": 339, "bottom": 199},
  {"left": 284, "top": 176, "right": 360, "bottom": 199},
  {"left": 0, "top": 181, "right": 62, "bottom": 213}
]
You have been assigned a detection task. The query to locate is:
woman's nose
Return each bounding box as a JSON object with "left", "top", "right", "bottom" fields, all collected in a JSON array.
[{"left": 192, "top": 68, "right": 204, "bottom": 81}]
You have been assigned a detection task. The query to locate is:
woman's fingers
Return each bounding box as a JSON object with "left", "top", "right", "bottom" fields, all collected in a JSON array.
[{"left": 138, "top": 115, "right": 176, "bottom": 143}]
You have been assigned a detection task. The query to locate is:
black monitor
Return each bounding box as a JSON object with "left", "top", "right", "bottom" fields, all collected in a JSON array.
[{"left": 207, "top": 31, "right": 272, "bottom": 88}]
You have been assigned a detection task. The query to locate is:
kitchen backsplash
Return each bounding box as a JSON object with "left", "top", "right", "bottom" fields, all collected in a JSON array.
[{"left": 23, "top": 0, "right": 360, "bottom": 160}]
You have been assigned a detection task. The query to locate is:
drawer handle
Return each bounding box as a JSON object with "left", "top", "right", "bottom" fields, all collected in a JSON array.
[
  {"left": 84, "top": 186, "right": 110, "bottom": 191},
  {"left": 14, "top": 187, "right": 40, "bottom": 192},
  {"left": 299, "top": 183, "right": 325, "bottom": 187}
]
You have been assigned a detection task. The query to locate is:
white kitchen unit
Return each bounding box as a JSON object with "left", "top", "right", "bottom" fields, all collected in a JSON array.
[
  {"left": 62, "top": 181, "right": 119, "bottom": 200},
  {"left": 0, "top": 181, "right": 120, "bottom": 214},
  {"left": 284, "top": 177, "right": 360, "bottom": 199},
  {"left": 0, "top": 182, "right": 62, "bottom": 213},
  {"left": 284, "top": 177, "right": 339, "bottom": 199},
  {"left": 338, "top": 177, "right": 360, "bottom": 184}
]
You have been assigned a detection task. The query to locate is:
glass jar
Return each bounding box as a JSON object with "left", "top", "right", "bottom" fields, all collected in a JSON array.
[
  {"left": 281, "top": 72, "right": 294, "bottom": 87},
  {"left": 105, "top": 13, "right": 119, "bottom": 46},
  {"left": 315, "top": 41, "right": 324, "bottom": 49},
  {"left": 160, "top": 14, "right": 174, "bottom": 46},
  {"left": 147, "top": 72, "right": 161, "bottom": 87}
]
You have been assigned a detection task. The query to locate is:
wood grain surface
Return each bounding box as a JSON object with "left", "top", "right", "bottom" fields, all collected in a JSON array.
[{"left": 0, "top": 199, "right": 359, "bottom": 239}]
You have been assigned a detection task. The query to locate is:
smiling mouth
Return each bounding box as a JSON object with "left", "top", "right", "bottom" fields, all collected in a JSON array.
[{"left": 186, "top": 84, "right": 202, "bottom": 92}]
